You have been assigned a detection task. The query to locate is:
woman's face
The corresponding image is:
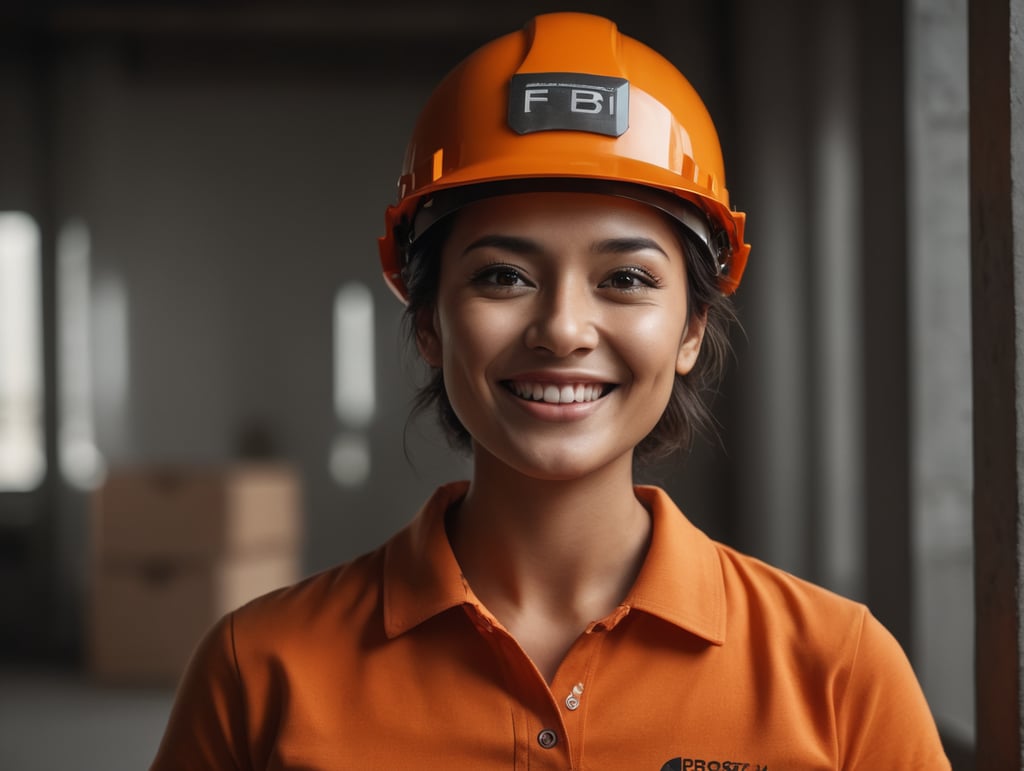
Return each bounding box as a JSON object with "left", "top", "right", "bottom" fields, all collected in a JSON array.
[{"left": 417, "top": 192, "right": 705, "bottom": 481}]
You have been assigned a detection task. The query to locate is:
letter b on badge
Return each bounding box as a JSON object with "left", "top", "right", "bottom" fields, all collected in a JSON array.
[{"left": 571, "top": 89, "right": 603, "bottom": 113}]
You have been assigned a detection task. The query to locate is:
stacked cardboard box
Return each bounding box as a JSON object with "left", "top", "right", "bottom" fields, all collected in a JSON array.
[{"left": 88, "top": 463, "right": 303, "bottom": 685}]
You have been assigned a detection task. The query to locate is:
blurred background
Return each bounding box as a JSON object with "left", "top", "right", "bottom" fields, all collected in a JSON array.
[{"left": 0, "top": 0, "right": 975, "bottom": 768}]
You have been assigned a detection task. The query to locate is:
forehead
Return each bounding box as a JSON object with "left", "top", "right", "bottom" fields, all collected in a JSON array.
[{"left": 445, "top": 191, "right": 685, "bottom": 247}]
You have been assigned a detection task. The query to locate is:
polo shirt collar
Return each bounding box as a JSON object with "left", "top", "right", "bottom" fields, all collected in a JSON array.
[
  {"left": 383, "top": 482, "right": 474, "bottom": 638},
  {"left": 382, "top": 482, "right": 726, "bottom": 645},
  {"left": 625, "top": 486, "right": 726, "bottom": 645}
]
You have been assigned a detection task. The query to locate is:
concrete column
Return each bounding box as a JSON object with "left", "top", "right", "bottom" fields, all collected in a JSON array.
[
  {"left": 907, "top": 0, "right": 974, "bottom": 747},
  {"left": 970, "top": 0, "right": 1024, "bottom": 766}
]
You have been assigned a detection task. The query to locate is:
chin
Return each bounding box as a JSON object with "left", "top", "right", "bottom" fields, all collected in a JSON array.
[{"left": 482, "top": 440, "right": 634, "bottom": 483}]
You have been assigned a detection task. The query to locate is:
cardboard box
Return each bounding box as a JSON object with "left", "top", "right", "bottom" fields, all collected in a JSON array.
[
  {"left": 88, "top": 463, "right": 304, "bottom": 684},
  {"left": 92, "top": 463, "right": 302, "bottom": 560},
  {"left": 90, "top": 552, "right": 299, "bottom": 684}
]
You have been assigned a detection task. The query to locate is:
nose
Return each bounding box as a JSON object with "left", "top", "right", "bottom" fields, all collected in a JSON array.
[{"left": 523, "top": 278, "right": 600, "bottom": 356}]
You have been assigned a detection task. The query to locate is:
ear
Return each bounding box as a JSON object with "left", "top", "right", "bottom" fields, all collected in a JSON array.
[
  {"left": 415, "top": 306, "right": 443, "bottom": 368},
  {"left": 676, "top": 310, "right": 707, "bottom": 376}
]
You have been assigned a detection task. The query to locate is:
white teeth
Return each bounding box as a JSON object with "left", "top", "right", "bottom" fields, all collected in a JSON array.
[{"left": 509, "top": 381, "right": 606, "bottom": 404}]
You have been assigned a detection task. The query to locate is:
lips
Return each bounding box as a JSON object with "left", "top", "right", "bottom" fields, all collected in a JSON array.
[{"left": 505, "top": 381, "right": 608, "bottom": 404}]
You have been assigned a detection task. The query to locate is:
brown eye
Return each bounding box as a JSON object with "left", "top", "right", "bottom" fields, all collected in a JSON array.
[
  {"left": 608, "top": 272, "right": 641, "bottom": 289},
  {"left": 601, "top": 268, "right": 658, "bottom": 291},
  {"left": 494, "top": 269, "right": 522, "bottom": 286},
  {"left": 472, "top": 264, "right": 531, "bottom": 289}
]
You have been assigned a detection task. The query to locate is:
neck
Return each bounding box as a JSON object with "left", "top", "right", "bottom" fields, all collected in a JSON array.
[{"left": 448, "top": 449, "right": 652, "bottom": 622}]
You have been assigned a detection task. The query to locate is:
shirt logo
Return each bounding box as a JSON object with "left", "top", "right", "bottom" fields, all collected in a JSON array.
[
  {"left": 660, "top": 758, "right": 768, "bottom": 771},
  {"left": 507, "top": 72, "right": 629, "bottom": 137}
]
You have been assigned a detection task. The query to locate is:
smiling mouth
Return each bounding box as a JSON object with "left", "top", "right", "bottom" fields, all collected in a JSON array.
[{"left": 504, "top": 381, "right": 611, "bottom": 405}]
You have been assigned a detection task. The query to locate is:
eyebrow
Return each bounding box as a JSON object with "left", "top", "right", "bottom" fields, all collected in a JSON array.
[
  {"left": 592, "top": 236, "right": 670, "bottom": 259},
  {"left": 461, "top": 234, "right": 670, "bottom": 259},
  {"left": 461, "top": 234, "right": 543, "bottom": 257}
]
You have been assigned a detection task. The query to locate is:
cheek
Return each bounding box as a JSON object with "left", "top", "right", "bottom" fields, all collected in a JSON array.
[
  {"left": 621, "top": 309, "right": 690, "bottom": 373},
  {"left": 438, "top": 301, "right": 512, "bottom": 376}
]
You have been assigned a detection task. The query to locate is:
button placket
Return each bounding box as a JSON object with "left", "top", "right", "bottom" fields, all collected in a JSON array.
[
  {"left": 479, "top": 621, "right": 569, "bottom": 765},
  {"left": 555, "top": 622, "right": 616, "bottom": 770}
]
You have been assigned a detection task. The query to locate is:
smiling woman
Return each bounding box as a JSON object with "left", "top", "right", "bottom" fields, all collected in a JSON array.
[
  {"left": 151, "top": 11, "right": 951, "bottom": 770},
  {"left": 415, "top": 192, "right": 701, "bottom": 485},
  {"left": 404, "top": 182, "right": 734, "bottom": 463}
]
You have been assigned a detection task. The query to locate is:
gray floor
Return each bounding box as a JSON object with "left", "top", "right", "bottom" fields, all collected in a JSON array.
[{"left": 0, "top": 670, "right": 173, "bottom": 771}]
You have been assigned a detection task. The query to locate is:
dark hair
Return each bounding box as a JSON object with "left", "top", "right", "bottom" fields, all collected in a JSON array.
[{"left": 401, "top": 201, "right": 736, "bottom": 464}]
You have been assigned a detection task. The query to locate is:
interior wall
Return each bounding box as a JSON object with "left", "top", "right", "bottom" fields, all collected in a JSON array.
[
  {"left": 0, "top": 31, "right": 62, "bottom": 658},
  {"left": 45, "top": 41, "right": 458, "bottom": 653}
]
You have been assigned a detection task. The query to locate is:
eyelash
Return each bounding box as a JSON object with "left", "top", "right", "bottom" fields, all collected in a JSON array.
[
  {"left": 601, "top": 266, "right": 663, "bottom": 291},
  {"left": 470, "top": 263, "right": 531, "bottom": 288},
  {"left": 469, "top": 263, "right": 663, "bottom": 292}
]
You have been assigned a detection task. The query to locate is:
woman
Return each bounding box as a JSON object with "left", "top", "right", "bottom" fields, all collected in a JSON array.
[{"left": 152, "top": 12, "right": 950, "bottom": 769}]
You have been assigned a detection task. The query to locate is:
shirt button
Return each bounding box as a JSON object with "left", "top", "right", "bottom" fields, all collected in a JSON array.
[
  {"left": 565, "top": 682, "right": 584, "bottom": 711},
  {"left": 537, "top": 729, "right": 558, "bottom": 749}
]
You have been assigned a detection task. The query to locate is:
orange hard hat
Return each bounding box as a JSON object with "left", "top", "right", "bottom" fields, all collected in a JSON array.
[{"left": 379, "top": 11, "right": 749, "bottom": 300}]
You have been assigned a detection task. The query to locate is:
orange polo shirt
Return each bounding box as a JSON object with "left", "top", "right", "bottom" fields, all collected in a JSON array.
[{"left": 151, "top": 483, "right": 950, "bottom": 770}]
